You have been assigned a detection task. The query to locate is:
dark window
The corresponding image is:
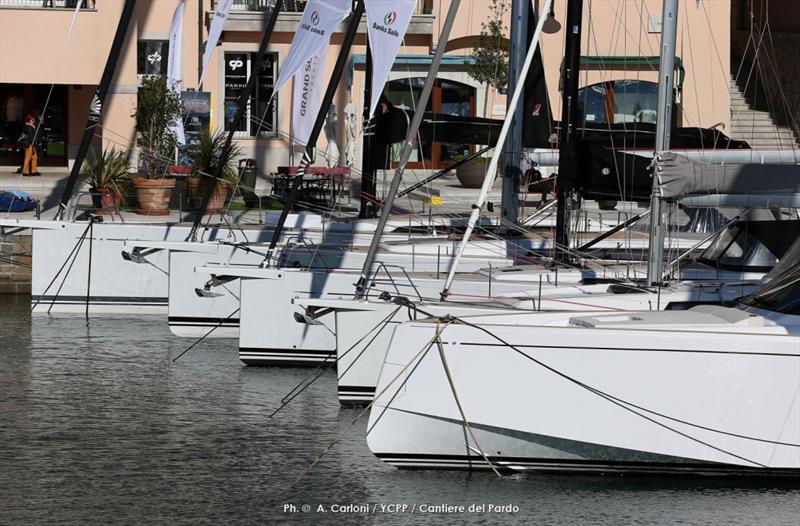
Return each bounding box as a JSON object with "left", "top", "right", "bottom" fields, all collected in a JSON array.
[
  {"left": 741, "top": 265, "right": 800, "bottom": 315},
  {"left": 137, "top": 40, "right": 169, "bottom": 76},
  {"left": 224, "top": 52, "right": 278, "bottom": 138},
  {"left": 577, "top": 80, "right": 660, "bottom": 125},
  {"left": 698, "top": 224, "right": 780, "bottom": 271},
  {"left": 0, "top": 84, "right": 67, "bottom": 166}
]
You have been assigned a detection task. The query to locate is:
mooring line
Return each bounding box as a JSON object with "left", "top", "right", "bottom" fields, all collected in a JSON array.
[
  {"left": 84, "top": 219, "right": 95, "bottom": 322},
  {"left": 435, "top": 330, "right": 503, "bottom": 478},
  {"left": 455, "top": 317, "right": 774, "bottom": 467},
  {"left": 30, "top": 221, "right": 92, "bottom": 314},
  {"left": 172, "top": 307, "right": 240, "bottom": 363},
  {"left": 269, "top": 306, "right": 402, "bottom": 419},
  {"left": 292, "top": 320, "right": 452, "bottom": 488}
]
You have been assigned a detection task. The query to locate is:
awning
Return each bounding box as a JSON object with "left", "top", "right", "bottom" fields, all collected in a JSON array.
[
  {"left": 349, "top": 53, "right": 685, "bottom": 95},
  {"left": 348, "top": 54, "right": 476, "bottom": 88},
  {"left": 580, "top": 55, "right": 686, "bottom": 94}
]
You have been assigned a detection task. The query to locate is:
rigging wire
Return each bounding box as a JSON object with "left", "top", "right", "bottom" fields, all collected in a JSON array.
[{"left": 293, "top": 319, "right": 453, "bottom": 487}]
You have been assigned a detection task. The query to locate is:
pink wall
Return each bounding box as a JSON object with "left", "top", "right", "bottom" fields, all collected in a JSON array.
[{"left": 0, "top": 0, "right": 736, "bottom": 171}]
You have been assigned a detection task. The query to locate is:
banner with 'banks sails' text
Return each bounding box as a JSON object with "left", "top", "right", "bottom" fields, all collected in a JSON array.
[
  {"left": 365, "top": 1, "right": 416, "bottom": 117},
  {"left": 199, "top": 0, "right": 234, "bottom": 87}
]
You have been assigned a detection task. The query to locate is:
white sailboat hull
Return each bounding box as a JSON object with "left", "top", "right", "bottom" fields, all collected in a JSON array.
[
  {"left": 303, "top": 276, "right": 761, "bottom": 404},
  {"left": 221, "top": 249, "right": 517, "bottom": 366},
  {"left": 367, "top": 309, "right": 800, "bottom": 475}
]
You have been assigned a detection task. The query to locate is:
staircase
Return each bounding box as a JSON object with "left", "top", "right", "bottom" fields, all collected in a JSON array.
[{"left": 729, "top": 75, "right": 799, "bottom": 149}]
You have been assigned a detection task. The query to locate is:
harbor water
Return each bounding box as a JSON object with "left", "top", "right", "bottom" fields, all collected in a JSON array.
[{"left": 1, "top": 296, "right": 798, "bottom": 525}]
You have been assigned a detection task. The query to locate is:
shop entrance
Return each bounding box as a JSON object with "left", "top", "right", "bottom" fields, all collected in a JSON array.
[{"left": 0, "top": 84, "right": 68, "bottom": 167}]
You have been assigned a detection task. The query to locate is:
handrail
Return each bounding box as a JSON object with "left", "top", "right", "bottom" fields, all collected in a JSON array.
[
  {"left": 0, "top": 0, "right": 95, "bottom": 8},
  {"left": 225, "top": 0, "right": 431, "bottom": 14},
  {"left": 368, "top": 262, "right": 423, "bottom": 302}
]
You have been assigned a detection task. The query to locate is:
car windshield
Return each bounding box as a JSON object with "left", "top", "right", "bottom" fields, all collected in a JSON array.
[{"left": 740, "top": 264, "right": 800, "bottom": 315}]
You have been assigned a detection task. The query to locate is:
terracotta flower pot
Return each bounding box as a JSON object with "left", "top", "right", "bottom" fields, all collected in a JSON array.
[
  {"left": 89, "top": 187, "right": 121, "bottom": 215},
  {"left": 132, "top": 176, "right": 176, "bottom": 216},
  {"left": 187, "top": 177, "right": 230, "bottom": 214},
  {"left": 455, "top": 161, "right": 489, "bottom": 189}
]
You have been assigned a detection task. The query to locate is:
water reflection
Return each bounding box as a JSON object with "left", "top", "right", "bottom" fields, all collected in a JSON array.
[{"left": 0, "top": 300, "right": 798, "bottom": 524}]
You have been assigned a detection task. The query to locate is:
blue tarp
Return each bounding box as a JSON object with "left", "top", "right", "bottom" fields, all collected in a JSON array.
[{"left": 0, "top": 190, "right": 38, "bottom": 212}]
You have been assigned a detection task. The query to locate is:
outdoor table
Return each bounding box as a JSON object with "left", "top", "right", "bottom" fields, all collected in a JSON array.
[{"left": 271, "top": 166, "right": 351, "bottom": 208}]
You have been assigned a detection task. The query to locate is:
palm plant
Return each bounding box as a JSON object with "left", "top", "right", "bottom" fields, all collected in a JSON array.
[
  {"left": 82, "top": 147, "right": 129, "bottom": 192},
  {"left": 187, "top": 129, "right": 243, "bottom": 212},
  {"left": 189, "top": 129, "right": 242, "bottom": 185},
  {"left": 81, "top": 147, "right": 130, "bottom": 210}
]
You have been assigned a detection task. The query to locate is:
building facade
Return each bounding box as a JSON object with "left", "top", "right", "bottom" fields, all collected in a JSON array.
[{"left": 0, "top": 0, "right": 774, "bottom": 179}]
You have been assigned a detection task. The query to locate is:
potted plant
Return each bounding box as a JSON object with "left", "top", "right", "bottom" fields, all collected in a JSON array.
[
  {"left": 132, "top": 75, "right": 183, "bottom": 215},
  {"left": 453, "top": 154, "right": 491, "bottom": 189},
  {"left": 187, "top": 129, "right": 242, "bottom": 214},
  {"left": 81, "top": 147, "right": 129, "bottom": 214}
]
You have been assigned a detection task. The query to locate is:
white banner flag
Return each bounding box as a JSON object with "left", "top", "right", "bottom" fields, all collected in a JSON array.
[
  {"left": 365, "top": 1, "right": 416, "bottom": 118},
  {"left": 64, "top": 0, "right": 83, "bottom": 45},
  {"left": 272, "top": 0, "right": 351, "bottom": 96},
  {"left": 291, "top": 50, "right": 327, "bottom": 146},
  {"left": 167, "top": 0, "right": 186, "bottom": 145},
  {"left": 199, "top": 0, "right": 234, "bottom": 87}
]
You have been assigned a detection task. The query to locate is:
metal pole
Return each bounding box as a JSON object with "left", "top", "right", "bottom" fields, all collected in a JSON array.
[
  {"left": 577, "top": 209, "right": 650, "bottom": 251},
  {"left": 501, "top": 0, "right": 529, "bottom": 232},
  {"left": 646, "top": 0, "right": 679, "bottom": 285},
  {"left": 441, "top": 0, "right": 554, "bottom": 297},
  {"left": 263, "top": 1, "right": 365, "bottom": 266},
  {"left": 398, "top": 145, "right": 493, "bottom": 198},
  {"left": 358, "top": 42, "right": 375, "bottom": 218},
  {"left": 188, "top": 0, "right": 284, "bottom": 241},
  {"left": 554, "top": 0, "right": 583, "bottom": 264},
  {"left": 55, "top": 0, "right": 138, "bottom": 220},
  {"left": 354, "top": 0, "right": 463, "bottom": 297}
]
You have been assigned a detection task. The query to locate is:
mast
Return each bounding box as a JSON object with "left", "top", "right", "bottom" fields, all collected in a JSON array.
[
  {"left": 358, "top": 43, "right": 376, "bottom": 218},
  {"left": 500, "top": 0, "right": 529, "bottom": 232},
  {"left": 263, "top": 0, "right": 365, "bottom": 265},
  {"left": 646, "top": 0, "right": 679, "bottom": 285},
  {"left": 188, "top": 0, "right": 284, "bottom": 241},
  {"left": 441, "top": 0, "right": 554, "bottom": 298},
  {"left": 354, "top": 0, "right": 462, "bottom": 297},
  {"left": 554, "top": 0, "right": 583, "bottom": 264},
  {"left": 54, "top": 0, "right": 137, "bottom": 220}
]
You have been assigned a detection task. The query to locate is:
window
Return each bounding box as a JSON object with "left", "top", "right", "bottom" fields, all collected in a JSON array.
[
  {"left": 137, "top": 40, "right": 169, "bottom": 76},
  {"left": 577, "top": 80, "right": 663, "bottom": 125},
  {"left": 741, "top": 264, "right": 800, "bottom": 315},
  {"left": 382, "top": 78, "right": 476, "bottom": 169},
  {"left": 0, "top": 84, "right": 67, "bottom": 166},
  {"left": 224, "top": 52, "right": 278, "bottom": 138},
  {"left": 698, "top": 224, "right": 780, "bottom": 272}
]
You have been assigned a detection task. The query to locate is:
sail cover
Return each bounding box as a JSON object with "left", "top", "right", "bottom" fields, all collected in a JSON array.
[
  {"left": 557, "top": 123, "right": 750, "bottom": 201},
  {"left": 658, "top": 151, "right": 800, "bottom": 201}
]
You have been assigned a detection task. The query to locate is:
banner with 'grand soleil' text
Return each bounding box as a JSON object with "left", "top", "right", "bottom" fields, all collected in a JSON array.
[
  {"left": 273, "top": 0, "right": 351, "bottom": 96},
  {"left": 291, "top": 49, "right": 327, "bottom": 146},
  {"left": 167, "top": 0, "right": 186, "bottom": 145}
]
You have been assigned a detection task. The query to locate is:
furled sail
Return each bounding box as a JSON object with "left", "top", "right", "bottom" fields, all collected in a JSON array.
[{"left": 657, "top": 151, "right": 800, "bottom": 206}]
